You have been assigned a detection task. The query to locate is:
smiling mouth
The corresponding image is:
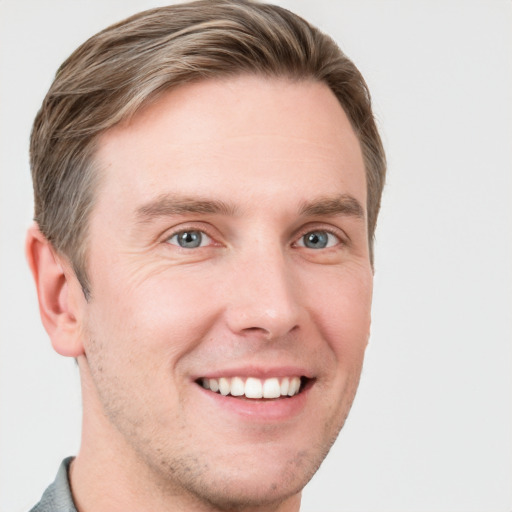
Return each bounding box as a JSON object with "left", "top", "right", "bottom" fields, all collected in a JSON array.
[{"left": 197, "top": 376, "right": 310, "bottom": 399}]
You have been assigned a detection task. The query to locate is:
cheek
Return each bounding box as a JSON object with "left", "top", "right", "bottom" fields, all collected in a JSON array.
[
  {"left": 309, "top": 271, "right": 372, "bottom": 451},
  {"left": 80, "top": 269, "right": 217, "bottom": 427},
  {"left": 86, "top": 262, "right": 222, "bottom": 363},
  {"left": 309, "top": 265, "right": 372, "bottom": 360}
]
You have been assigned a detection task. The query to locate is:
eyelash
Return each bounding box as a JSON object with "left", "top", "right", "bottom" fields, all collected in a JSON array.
[
  {"left": 163, "top": 224, "right": 346, "bottom": 250},
  {"left": 164, "top": 226, "right": 216, "bottom": 249},
  {"left": 294, "top": 228, "right": 344, "bottom": 249}
]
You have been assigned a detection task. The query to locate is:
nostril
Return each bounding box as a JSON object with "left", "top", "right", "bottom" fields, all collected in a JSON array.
[
  {"left": 239, "top": 326, "right": 275, "bottom": 340},
  {"left": 240, "top": 324, "right": 300, "bottom": 340}
]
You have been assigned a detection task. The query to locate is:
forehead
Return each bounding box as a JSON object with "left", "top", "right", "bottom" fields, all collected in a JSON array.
[{"left": 93, "top": 75, "right": 366, "bottom": 218}]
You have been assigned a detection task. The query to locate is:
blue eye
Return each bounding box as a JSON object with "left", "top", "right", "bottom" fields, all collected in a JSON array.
[
  {"left": 168, "top": 230, "right": 211, "bottom": 249},
  {"left": 298, "top": 230, "right": 338, "bottom": 249}
]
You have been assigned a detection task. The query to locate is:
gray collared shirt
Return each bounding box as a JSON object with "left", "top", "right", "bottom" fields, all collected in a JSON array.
[{"left": 30, "top": 458, "right": 77, "bottom": 512}]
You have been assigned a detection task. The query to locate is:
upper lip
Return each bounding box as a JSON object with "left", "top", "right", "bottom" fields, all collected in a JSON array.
[{"left": 193, "top": 365, "right": 314, "bottom": 380}]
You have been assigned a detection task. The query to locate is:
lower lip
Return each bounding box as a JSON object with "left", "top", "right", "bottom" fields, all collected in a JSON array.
[{"left": 195, "top": 382, "right": 312, "bottom": 422}]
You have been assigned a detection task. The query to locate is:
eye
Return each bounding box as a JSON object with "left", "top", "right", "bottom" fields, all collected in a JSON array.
[
  {"left": 167, "top": 230, "right": 212, "bottom": 249},
  {"left": 297, "top": 230, "right": 339, "bottom": 249}
]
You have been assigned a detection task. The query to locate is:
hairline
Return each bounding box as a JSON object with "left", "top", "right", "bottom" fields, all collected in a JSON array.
[{"left": 31, "top": 1, "right": 386, "bottom": 299}]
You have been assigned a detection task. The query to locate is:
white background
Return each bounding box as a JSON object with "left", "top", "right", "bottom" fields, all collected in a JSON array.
[{"left": 1, "top": 1, "right": 511, "bottom": 511}]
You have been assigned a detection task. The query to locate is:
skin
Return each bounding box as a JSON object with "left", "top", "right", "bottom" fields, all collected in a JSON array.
[{"left": 27, "top": 75, "right": 373, "bottom": 512}]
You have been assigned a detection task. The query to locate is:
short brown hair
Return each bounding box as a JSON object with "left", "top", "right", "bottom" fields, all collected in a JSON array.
[{"left": 30, "top": 0, "right": 386, "bottom": 298}]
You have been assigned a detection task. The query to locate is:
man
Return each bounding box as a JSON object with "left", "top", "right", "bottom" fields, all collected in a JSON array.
[{"left": 26, "top": 1, "right": 385, "bottom": 511}]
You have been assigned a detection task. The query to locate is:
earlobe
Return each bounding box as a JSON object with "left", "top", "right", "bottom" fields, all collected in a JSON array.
[
  {"left": 365, "top": 317, "right": 372, "bottom": 347},
  {"left": 25, "top": 223, "right": 85, "bottom": 357}
]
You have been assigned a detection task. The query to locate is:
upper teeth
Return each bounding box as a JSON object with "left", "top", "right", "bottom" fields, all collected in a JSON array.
[{"left": 201, "top": 376, "right": 302, "bottom": 399}]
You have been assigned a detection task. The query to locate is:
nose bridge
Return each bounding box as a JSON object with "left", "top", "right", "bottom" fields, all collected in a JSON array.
[{"left": 224, "top": 242, "right": 301, "bottom": 339}]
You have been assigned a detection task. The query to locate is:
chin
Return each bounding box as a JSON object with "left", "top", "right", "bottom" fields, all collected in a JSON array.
[
  {"left": 150, "top": 437, "right": 327, "bottom": 511},
  {"left": 182, "top": 467, "right": 306, "bottom": 512}
]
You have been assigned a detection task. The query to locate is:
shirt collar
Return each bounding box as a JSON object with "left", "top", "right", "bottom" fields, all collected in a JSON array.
[{"left": 30, "top": 457, "right": 77, "bottom": 512}]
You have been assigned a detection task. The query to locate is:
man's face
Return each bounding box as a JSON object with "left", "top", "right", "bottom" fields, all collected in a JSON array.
[{"left": 76, "top": 76, "right": 372, "bottom": 508}]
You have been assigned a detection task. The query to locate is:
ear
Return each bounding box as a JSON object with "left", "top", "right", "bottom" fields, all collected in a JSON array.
[
  {"left": 26, "top": 223, "right": 85, "bottom": 357},
  {"left": 365, "top": 315, "right": 372, "bottom": 348}
]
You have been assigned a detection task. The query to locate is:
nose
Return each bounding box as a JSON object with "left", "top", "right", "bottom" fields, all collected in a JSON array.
[{"left": 223, "top": 247, "right": 301, "bottom": 340}]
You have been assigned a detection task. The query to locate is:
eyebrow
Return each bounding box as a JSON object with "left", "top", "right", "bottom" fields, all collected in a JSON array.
[
  {"left": 135, "top": 192, "right": 365, "bottom": 224},
  {"left": 299, "top": 194, "right": 365, "bottom": 219},
  {"left": 135, "top": 194, "right": 237, "bottom": 223}
]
